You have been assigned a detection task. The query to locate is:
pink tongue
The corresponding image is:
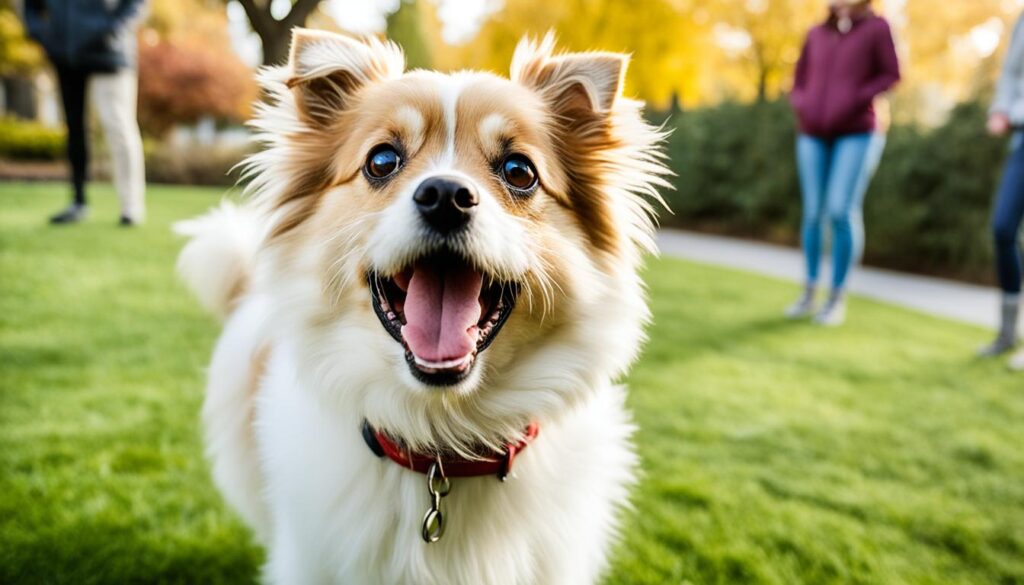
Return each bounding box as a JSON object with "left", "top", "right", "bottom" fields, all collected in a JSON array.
[{"left": 401, "top": 261, "right": 483, "bottom": 363}]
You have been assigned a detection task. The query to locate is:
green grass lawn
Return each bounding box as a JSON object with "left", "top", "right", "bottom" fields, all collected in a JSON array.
[{"left": 1, "top": 182, "right": 1022, "bottom": 585}]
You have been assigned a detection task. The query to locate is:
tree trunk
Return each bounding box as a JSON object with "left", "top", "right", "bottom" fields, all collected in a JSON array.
[
  {"left": 756, "top": 67, "right": 768, "bottom": 103},
  {"left": 259, "top": 29, "right": 290, "bottom": 66},
  {"left": 2, "top": 76, "right": 38, "bottom": 120},
  {"left": 233, "top": 0, "right": 325, "bottom": 67}
]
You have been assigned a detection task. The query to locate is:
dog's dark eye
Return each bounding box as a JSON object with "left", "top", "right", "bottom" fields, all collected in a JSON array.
[
  {"left": 500, "top": 155, "right": 538, "bottom": 193},
  {"left": 365, "top": 145, "right": 402, "bottom": 180}
]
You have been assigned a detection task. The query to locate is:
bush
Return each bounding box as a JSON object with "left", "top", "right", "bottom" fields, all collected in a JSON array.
[
  {"left": 138, "top": 38, "right": 256, "bottom": 138},
  {"left": 658, "top": 99, "right": 1006, "bottom": 283},
  {"left": 660, "top": 100, "right": 801, "bottom": 242},
  {"left": 0, "top": 117, "right": 64, "bottom": 160},
  {"left": 866, "top": 102, "right": 1003, "bottom": 281}
]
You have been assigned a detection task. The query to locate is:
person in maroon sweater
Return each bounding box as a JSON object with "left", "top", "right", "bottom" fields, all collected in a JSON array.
[{"left": 785, "top": 0, "right": 900, "bottom": 326}]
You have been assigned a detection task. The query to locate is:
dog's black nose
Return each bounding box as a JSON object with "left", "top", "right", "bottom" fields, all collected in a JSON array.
[{"left": 413, "top": 176, "right": 478, "bottom": 234}]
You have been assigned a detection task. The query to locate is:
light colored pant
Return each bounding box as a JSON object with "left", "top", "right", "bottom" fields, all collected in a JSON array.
[
  {"left": 90, "top": 70, "right": 146, "bottom": 221},
  {"left": 796, "top": 133, "right": 886, "bottom": 290}
]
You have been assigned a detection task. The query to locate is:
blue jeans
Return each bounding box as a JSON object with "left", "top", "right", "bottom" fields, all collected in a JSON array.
[
  {"left": 796, "top": 133, "right": 885, "bottom": 290},
  {"left": 993, "top": 132, "right": 1024, "bottom": 295}
]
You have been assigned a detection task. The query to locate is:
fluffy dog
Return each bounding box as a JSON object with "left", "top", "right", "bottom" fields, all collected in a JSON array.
[{"left": 176, "top": 28, "right": 669, "bottom": 584}]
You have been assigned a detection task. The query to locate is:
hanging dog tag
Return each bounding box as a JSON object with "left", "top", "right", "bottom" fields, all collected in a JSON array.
[{"left": 422, "top": 459, "right": 451, "bottom": 543}]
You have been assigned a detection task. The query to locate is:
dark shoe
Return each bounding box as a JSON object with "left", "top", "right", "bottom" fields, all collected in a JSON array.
[
  {"left": 977, "top": 336, "right": 1017, "bottom": 358},
  {"left": 119, "top": 216, "right": 136, "bottom": 227},
  {"left": 978, "top": 295, "right": 1020, "bottom": 357},
  {"left": 49, "top": 204, "right": 88, "bottom": 225}
]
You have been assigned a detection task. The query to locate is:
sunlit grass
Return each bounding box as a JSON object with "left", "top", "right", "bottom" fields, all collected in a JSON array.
[
  {"left": 1, "top": 182, "right": 1022, "bottom": 584},
  {"left": 610, "top": 247, "right": 1024, "bottom": 584}
]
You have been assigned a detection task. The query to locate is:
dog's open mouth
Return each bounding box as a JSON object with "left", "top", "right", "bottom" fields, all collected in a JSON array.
[{"left": 369, "top": 252, "right": 518, "bottom": 386}]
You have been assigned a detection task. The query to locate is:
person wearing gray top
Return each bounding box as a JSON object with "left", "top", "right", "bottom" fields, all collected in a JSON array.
[{"left": 983, "top": 11, "right": 1024, "bottom": 370}]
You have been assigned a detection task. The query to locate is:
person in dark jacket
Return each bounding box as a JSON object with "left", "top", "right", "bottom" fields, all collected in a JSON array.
[
  {"left": 785, "top": 0, "right": 900, "bottom": 326},
  {"left": 982, "top": 11, "right": 1024, "bottom": 369},
  {"left": 24, "top": 0, "right": 147, "bottom": 225}
]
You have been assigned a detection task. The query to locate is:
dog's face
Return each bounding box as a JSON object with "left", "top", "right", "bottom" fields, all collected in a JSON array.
[{"left": 250, "top": 30, "right": 667, "bottom": 446}]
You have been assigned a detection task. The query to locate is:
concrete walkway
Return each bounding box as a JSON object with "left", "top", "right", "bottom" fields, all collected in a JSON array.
[{"left": 657, "top": 229, "right": 998, "bottom": 330}]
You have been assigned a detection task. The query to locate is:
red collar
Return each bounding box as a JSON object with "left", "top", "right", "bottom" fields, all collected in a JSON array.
[{"left": 362, "top": 420, "right": 539, "bottom": 481}]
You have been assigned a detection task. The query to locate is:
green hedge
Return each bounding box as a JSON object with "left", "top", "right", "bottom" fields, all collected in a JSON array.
[
  {"left": 658, "top": 100, "right": 1006, "bottom": 283},
  {"left": 0, "top": 116, "right": 65, "bottom": 160}
]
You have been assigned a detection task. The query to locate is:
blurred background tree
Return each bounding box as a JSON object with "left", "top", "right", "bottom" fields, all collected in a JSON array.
[
  {"left": 386, "top": 0, "right": 436, "bottom": 70},
  {"left": 895, "top": 0, "right": 1011, "bottom": 124},
  {"left": 440, "top": 0, "right": 702, "bottom": 109},
  {"left": 700, "top": 0, "right": 821, "bottom": 102},
  {"left": 0, "top": 0, "right": 40, "bottom": 75},
  {"left": 226, "top": 0, "right": 325, "bottom": 64},
  {"left": 139, "top": 0, "right": 256, "bottom": 137},
  {"left": 0, "top": 0, "right": 43, "bottom": 118}
]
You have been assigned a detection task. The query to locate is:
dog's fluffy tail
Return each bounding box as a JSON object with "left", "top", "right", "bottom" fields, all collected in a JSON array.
[{"left": 174, "top": 202, "right": 262, "bottom": 320}]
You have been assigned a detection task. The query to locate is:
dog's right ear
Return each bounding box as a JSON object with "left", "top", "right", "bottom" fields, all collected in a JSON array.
[
  {"left": 511, "top": 33, "right": 626, "bottom": 123},
  {"left": 286, "top": 29, "right": 405, "bottom": 126}
]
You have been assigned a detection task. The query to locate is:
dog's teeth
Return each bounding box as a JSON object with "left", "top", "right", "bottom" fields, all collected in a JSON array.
[
  {"left": 413, "top": 353, "right": 473, "bottom": 371},
  {"left": 386, "top": 311, "right": 396, "bottom": 320}
]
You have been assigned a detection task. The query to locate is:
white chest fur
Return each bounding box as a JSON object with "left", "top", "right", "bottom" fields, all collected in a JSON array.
[{"left": 251, "top": 346, "right": 637, "bottom": 585}]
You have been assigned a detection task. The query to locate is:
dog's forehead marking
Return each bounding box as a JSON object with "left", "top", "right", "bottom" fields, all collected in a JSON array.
[
  {"left": 395, "top": 106, "right": 424, "bottom": 137},
  {"left": 436, "top": 73, "right": 471, "bottom": 170},
  {"left": 478, "top": 113, "right": 508, "bottom": 147},
  {"left": 395, "top": 106, "right": 426, "bottom": 153}
]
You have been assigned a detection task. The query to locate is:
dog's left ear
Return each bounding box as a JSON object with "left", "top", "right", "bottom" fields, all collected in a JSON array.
[
  {"left": 510, "top": 33, "right": 626, "bottom": 121},
  {"left": 286, "top": 29, "right": 405, "bottom": 126}
]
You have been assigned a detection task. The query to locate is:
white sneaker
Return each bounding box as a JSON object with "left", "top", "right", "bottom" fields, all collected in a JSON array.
[
  {"left": 814, "top": 295, "right": 846, "bottom": 327},
  {"left": 1010, "top": 349, "right": 1024, "bottom": 371},
  {"left": 785, "top": 288, "right": 817, "bottom": 320}
]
